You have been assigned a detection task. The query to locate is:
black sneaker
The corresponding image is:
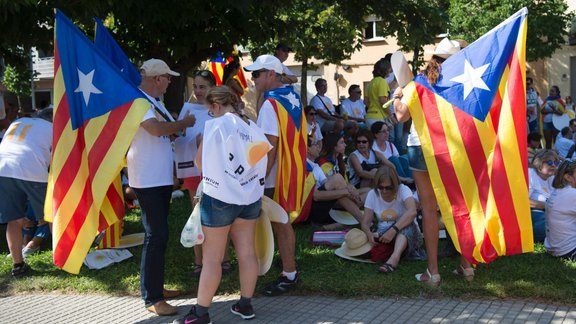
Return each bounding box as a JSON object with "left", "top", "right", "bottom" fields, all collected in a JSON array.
[
  {"left": 11, "top": 262, "right": 30, "bottom": 277},
  {"left": 262, "top": 273, "right": 298, "bottom": 296},
  {"left": 172, "top": 306, "right": 211, "bottom": 324},
  {"left": 230, "top": 302, "right": 255, "bottom": 320}
]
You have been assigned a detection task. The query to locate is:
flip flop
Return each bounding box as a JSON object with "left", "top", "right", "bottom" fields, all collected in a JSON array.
[{"left": 378, "top": 263, "right": 397, "bottom": 273}]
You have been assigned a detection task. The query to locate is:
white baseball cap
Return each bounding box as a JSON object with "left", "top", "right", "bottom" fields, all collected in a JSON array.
[
  {"left": 431, "top": 38, "right": 461, "bottom": 58},
  {"left": 140, "top": 58, "right": 180, "bottom": 77},
  {"left": 243, "top": 54, "right": 283, "bottom": 74}
]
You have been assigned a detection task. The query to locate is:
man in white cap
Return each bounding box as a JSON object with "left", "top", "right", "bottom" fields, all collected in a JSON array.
[
  {"left": 244, "top": 54, "right": 307, "bottom": 296},
  {"left": 129, "top": 58, "right": 196, "bottom": 316}
]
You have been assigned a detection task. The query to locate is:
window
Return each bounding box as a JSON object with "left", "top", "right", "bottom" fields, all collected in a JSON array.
[{"left": 364, "top": 16, "right": 384, "bottom": 41}]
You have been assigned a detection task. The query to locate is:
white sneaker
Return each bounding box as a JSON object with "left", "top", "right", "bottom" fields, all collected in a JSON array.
[{"left": 22, "top": 246, "right": 40, "bottom": 258}]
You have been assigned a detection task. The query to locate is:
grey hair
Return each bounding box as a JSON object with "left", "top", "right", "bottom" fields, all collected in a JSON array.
[{"left": 35, "top": 108, "right": 53, "bottom": 123}]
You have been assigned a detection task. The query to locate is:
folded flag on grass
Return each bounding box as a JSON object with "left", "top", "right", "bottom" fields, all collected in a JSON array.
[
  {"left": 404, "top": 8, "right": 532, "bottom": 264},
  {"left": 45, "top": 10, "right": 149, "bottom": 274}
]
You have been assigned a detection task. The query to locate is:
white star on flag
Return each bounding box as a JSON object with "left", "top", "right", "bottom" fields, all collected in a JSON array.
[
  {"left": 75, "top": 69, "right": 102, "bottom": 106},
  {"left": 450, "top": 60, "right": 490, "bottom": 100},
  {"left": 283, "top": 92, "right": 300, "bottom": 110}
]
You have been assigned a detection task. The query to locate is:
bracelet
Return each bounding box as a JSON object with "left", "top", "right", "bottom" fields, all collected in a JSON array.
[
  {"left": 393, "top": 95, "right": 401, "bottom": 100},
  {"left": 392, "top": 224, "right": 400, "bottom": 233}
]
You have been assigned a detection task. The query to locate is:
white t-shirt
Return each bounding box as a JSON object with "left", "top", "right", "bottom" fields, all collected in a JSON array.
[
  {"left": 0, "top": 117, "right": 52, "bottom": 182},
  {"left": 340, "top": 98, "right": 366, "bottom": 119},
  {"left": 282, "top": 63, "right": 295, "bottom": 77},
  {"left": 307, "top": 158, "right": 327, "bottom": 189},
  {"left": 544, "top": 186, "right": 576, "bottom": 256},
  {"left": 257, "top": 99, "right": 279, "bottom": 188},
  {"left": 528, "top": 167, "right": 554, "bottom": 202},
  {"left": 202, "top": 113, "right": 270, "bottom": 205},
  {"left": 526, "top": 88, "right": 539, "bottom": 123},
  {"left": 174, "top": 103, "right": 212, "bottom": 178},
  {"left": 348, "top": 149, "right": 378, "bottom": 187},
  {"left": 554, "top": 136, "right": 574, "bottom": 158},
  {"left": 372, "top": 141, "right": 399, "bottom": 159},
  {"left": 307, "top": 122, "right": 323, "bottom": 142},
  {"left": 127, "top": 95, "right": 174, "bottom": 188},
  {"left": 365, "top": 184, "right": 413, "bottom": 233},
  {"left": 310, "top": 94, "right": 336, "bottom": 128}
]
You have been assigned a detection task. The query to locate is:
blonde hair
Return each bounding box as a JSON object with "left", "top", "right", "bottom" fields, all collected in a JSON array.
[
  {"left": 205, "top": 86, "right": 244, "bottom": 115},
  {"left": 531, "top": 150, "right": 559, "bottom": 170}
]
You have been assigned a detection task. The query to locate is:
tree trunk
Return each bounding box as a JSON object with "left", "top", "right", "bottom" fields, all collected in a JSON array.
[{"left": 300, "top": 58, "right": 309, "bottom": 105}]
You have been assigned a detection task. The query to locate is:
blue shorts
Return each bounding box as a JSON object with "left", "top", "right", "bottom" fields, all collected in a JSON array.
[
  {"left": 200, "top": 193, "right": 261, "bottom": 227},
  {"left": 408, "top": 146, "right": 427, "bottom": 172},
  {"left": 0, "top": 176, "right": 47, "bottom": 224}
]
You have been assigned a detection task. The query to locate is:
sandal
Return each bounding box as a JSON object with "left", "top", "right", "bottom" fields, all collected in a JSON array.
[
  {"left": 378, "top": 263, "right": 397, "bottom": 273},
  {"left": 453, "top": 264, "right": 475, "bottom": 282},
  {"left": 415, "top": 268, "right": 441, "bottom": 287},
  {"left": 221, "top": 261, "right": 234, "bottom": 275},
  {"left": 191, "top": 264, "right": 202, "bottom": 278}
]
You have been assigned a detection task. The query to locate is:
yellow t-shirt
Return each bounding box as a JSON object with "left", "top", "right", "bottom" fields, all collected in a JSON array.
[{"left": 366, "top": 76, "right": 391, "bottom": 120}]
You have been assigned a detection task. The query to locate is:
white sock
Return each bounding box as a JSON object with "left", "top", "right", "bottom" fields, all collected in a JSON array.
[{"left": 282, "top": 271, "right": 297, "bottom": 281}]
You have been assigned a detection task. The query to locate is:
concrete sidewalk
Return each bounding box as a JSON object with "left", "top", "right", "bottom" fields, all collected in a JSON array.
[{"left": 1, "top": 293, "right": 575, "bottom": 323}]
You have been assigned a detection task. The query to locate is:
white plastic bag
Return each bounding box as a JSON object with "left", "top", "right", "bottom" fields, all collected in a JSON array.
[{"left": 180, "top": 201, "right": 204, "bottom": 248}]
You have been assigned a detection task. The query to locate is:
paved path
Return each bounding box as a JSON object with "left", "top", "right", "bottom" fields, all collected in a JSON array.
[{"left": 1, "top": 294, "right": 576, "bottom": 323}]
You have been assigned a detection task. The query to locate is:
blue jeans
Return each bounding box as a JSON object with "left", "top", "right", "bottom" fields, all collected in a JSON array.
[
  {"left": 133, "top": 185, "right": 173, "bottom": 307},
  {"left": 389, "top": 155, "right": 412, "bottom": 179},
  {"left": 531, "top": 209, "right": 546, "bottom": 243}
]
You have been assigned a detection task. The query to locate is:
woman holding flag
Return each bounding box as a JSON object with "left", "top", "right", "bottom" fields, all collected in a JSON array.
[{"left": 393, "top": 38, "right": 473, "bottom": 287}]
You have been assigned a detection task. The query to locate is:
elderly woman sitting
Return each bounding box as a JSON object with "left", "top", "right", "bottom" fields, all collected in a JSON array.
[
  {"left": 360, "top": 166, "right": 423, "bottom": 273},
  {"left": 529, "top": 150, "right": 559, "bottom": 242},
  {"left": 544, "top": 160, "right": 576, "bottom": 261}
]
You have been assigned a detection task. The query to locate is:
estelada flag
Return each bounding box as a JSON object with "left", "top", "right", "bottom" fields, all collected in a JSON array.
[
  {"left": 45, "top": 10, "right": 149, "bottom": 274},
  {"left": 404, "top": 8, "right": 532, "bottom": 264},
  {"left": 207, "top": 53, "right": 248, "bottom": 88},
  {"left": 263, "top": 85, "right": 307, "bottom": 222}
]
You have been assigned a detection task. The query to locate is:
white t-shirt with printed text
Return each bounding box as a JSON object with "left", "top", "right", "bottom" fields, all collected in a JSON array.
[{"left": 0, "top": 117, "right": 52, "bottom": 182}]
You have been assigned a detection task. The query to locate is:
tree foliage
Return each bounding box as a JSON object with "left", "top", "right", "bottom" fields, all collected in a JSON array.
[
  {"left": 449, "top": 0, "right": 573, "bottom": 62},
  {"left": 247, "top": 0, "right": 366, "bottom": 103}
]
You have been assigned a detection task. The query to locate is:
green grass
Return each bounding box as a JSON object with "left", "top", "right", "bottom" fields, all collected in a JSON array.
[{"left": 1, "top": 196, "right": 575, "bottom": 304}]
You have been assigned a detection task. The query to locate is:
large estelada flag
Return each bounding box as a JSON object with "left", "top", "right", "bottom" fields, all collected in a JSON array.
[
  {"left": 263, "top": 86, "right": 307, "bottom": 222},
  {"left": 45, "top": 10, "right": 149, "bottom": 274},
  {"left": 404, "top": 8, "right": 532, "bottom": 264}
]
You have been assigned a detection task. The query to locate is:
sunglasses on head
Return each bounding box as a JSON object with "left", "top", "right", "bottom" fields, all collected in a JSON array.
[
  {"left": 252, "top": 69, "right": 268, "bottom": 79},
  {"left": 545, "top": 160, "right": 560, "bottom": 167},
  {"left": 357, "top": 140, "right": 368, "bottom": 144},
  {"left": 378, "top": 185, "right": 394, "bottom": 191}
]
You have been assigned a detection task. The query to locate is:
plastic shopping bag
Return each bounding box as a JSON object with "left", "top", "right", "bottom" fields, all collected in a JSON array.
[{"left": 180, "top": 202, "right": 204, "bottom": 248}]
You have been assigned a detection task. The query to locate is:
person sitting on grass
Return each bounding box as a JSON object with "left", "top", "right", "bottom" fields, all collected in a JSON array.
[
  {"left": 544, "top": 159, "right": 576, "bottom": 261},
  {"left": 306, "top": 135, "right": 364, "bottom": 228},
  {"left": 348, "top": 128, "right": 399, "bottom": 189},
  {"left": 529, "top": 150, "right": 559, "bottom": 243},
  {"left": 360, "top": 166, "right": 423, "bottom": 273}
]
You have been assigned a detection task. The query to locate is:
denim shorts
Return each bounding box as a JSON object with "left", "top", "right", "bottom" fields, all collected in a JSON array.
[
  {"left": 0, "top": 176, "right": 47, "bottom": 223},
  {"left": 407, "top": 146, "right": 427, "bottom": 172},
  {"left": 200, "top": 193, "right": 262, "bottom": 227}
]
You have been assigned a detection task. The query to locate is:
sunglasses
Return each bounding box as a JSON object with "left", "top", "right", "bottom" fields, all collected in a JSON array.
[
  {"left": 378, "top": 185, "right": 394, "bottom": 191},
  {"left": 308, "top": 112, "right": 317, "bottom": 116},
  {"left": 357, "top": 140, "right": 369, "bottom": 144},
  {"left": 545, "top": 160, "right": 560, "bottom": 167},
  {"left": 252, "top": 69, "right": 268, "bottom": 79}
]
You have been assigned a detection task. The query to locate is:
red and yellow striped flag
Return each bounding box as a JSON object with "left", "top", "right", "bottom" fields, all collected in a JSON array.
[
  {"left": 405, "top": 8, "right": 532, "bottom": 264},
  {"left": 45, "top": 10, "right": 149, "bottom": 274},
  {"left": 264, "top": 86, "right": 307, "bottom": 222}
]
